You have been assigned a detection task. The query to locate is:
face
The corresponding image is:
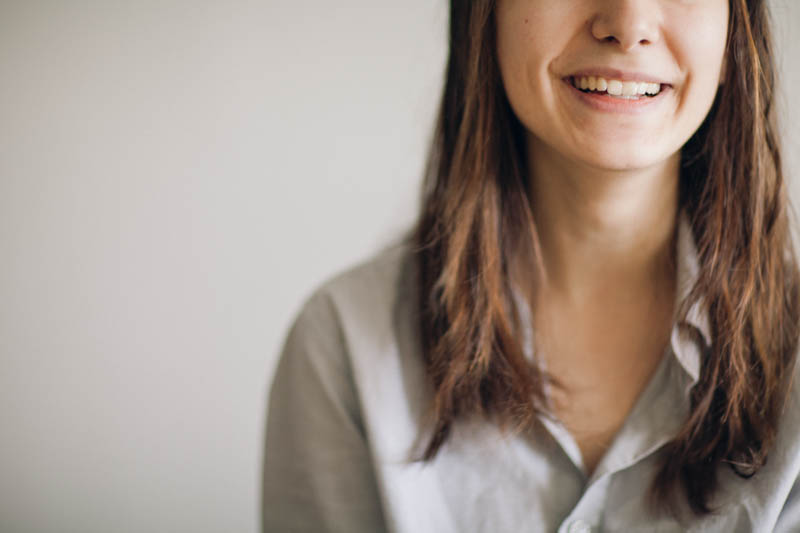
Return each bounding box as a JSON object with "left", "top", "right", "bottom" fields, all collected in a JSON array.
[{"left": 495, "top": 0, "right": 730, "bottom": 173}]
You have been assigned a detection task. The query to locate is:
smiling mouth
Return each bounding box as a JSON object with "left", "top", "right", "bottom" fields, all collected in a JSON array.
[{"left": 569, "top": 75, "right": 666, "bottom": 99}]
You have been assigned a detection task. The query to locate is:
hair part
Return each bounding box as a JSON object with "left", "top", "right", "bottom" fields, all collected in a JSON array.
[{"left": 413, "top": 0, "right": 800, "bottom": 518}]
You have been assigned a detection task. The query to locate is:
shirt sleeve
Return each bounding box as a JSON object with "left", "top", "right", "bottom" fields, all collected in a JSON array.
[{"left": 262, "top": 289, "right": 388, "bottom": 533}]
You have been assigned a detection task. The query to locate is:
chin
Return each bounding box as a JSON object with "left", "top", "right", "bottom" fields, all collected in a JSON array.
[{"left": 573, "top": 145, "right": 671, "bottom": 173}]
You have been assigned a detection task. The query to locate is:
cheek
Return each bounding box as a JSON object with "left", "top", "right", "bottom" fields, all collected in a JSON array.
[
  {"left": 681, "top": 3, "right": 729, "bottom": 80},
  {"left": 669, "top": 10, "right": 729, "bottom": 125},
  {"left": 496, "top": 8, "right": 571, "bottom": 117},
  {"left": 496, "top": 8, "right": 538, "bottom": 84},
  {"left": 496, "top": 21, "right": 535, "bottom": 123}
]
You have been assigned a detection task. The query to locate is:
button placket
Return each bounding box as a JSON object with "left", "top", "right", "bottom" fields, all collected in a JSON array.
[{"left": 557, "top": 474, "right": 609, "bottom": 533}]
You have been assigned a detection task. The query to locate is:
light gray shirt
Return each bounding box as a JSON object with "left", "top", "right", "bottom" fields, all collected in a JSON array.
[{"left": 263, "top": 215, "right": 800, "bottom": 532}]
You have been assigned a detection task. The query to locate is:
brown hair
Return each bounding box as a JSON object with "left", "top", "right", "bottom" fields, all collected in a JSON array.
[{"left": 413, "top": 0, "right": 800, "bottom": 517}]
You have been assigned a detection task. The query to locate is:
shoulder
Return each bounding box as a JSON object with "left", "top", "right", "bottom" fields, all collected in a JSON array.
[
  {"left": 272, "top": 240, "right": 417, "bottom": 413},
  {"left": 288, "top": 240, "right": 416, "bottom": 357},
  {"left": 298, "top": 238, "right": 413, "bottom": 332},
  {"left": 273, "top": 240, "right": 423, "bottom": 450},
  {"left": 318, "top": 240, "right": 414, "bottom": 309}
]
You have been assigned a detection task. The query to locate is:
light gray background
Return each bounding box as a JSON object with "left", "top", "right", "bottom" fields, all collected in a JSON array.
[{"left": 0, "top": 2, "right": 797, "bottom": 532}]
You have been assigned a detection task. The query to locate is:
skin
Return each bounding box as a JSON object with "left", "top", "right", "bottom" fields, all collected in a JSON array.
[{"left": 495, "top": 0, "right": 729, "bottom": 476}]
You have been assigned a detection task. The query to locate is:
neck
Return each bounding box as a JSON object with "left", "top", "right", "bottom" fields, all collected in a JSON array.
[{"left": 527, "top": 139, "right": 680, "bottom": 303}]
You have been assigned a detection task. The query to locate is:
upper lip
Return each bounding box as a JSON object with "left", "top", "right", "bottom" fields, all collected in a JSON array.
[{"left": 565, "top": 67, "right": 673, "bottom": 87}]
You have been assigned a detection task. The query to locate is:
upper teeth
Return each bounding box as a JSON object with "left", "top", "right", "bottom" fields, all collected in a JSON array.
[{"left": 573, "top": 76, "right": 662, "bottom": 97}]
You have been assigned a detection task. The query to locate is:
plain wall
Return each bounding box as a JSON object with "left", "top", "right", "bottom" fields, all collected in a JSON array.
[{"left": 0, "top": 2, "right": 797, "bottom": 532}]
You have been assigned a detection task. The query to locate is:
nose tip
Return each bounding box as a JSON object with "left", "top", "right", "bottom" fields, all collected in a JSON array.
[
  {"left": 596, "top": 33, "right": 654, "bottom": 51},
  {"left": 590, "top": 2, "right": 660, "bottom": 51}
]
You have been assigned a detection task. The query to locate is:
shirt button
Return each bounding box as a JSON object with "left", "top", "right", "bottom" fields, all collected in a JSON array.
[{"left": 567, "top": 519, "right": 592, "bottom": 533}]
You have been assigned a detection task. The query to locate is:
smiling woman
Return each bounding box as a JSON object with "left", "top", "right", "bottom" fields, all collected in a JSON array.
[
  {"left": 489, "top": 0, "right": 729, "bottom": 481},
  {"left": 263, "top": 1, "right": 800, "bottom": 532},
  {"left": 496, "top": 0, "right": 729, "bottom": 171}
]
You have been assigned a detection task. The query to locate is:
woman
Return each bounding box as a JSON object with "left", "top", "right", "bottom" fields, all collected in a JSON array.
[{"left": 264, "top": 1, "right": 800, "bottom": 531}]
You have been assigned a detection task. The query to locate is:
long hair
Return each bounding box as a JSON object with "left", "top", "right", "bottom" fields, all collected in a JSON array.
[{"left": 413, "top": 0, "right": 800, "bottom": 517}]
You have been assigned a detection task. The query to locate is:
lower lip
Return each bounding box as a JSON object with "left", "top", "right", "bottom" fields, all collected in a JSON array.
[{"left": 563, "top": 79, "right": 669, "bottom": 114}]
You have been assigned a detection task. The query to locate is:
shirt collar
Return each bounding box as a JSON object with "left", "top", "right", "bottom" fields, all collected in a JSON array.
[{"left": 670, "top": 210, "right": 712, "bottom": 384}]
